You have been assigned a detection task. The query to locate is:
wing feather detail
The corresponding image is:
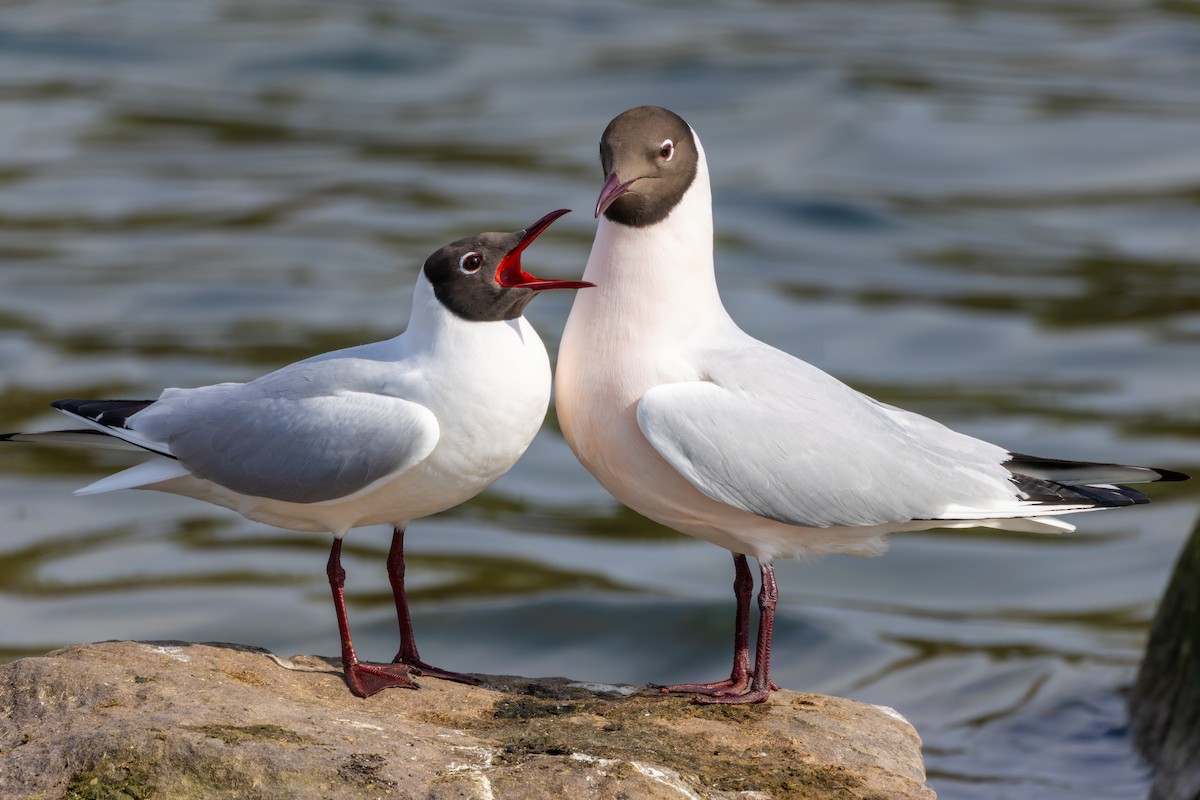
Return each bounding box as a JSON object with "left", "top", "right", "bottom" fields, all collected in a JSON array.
[
  {"left": 127, "top": 359, "right": 440, "bottom": 504},
  {"left": 636, "top": 342, "right": 1092, "bottom": 529}
]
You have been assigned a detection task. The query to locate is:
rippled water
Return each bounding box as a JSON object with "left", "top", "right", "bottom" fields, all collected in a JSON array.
[{"left": 2, "top": 2, "right": 1199, "bottom": 797}]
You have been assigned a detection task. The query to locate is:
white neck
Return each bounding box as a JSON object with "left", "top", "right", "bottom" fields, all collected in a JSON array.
[
  {"left": 396, "top": 271, "right": 527, "bottom": 357},
  {"left": 406, "top": 270, "right": 456, "bottom": 341},
  {"left": 576, "top": 136, "right": 730, "bottom": 345}
]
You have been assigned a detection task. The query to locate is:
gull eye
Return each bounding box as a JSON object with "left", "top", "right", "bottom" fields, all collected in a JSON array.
[
  {"left": 658, "top": 139, "right": 674, "bottom": 161},
  {"left": 458, "top": 252, "right": 483, "bottom": 274}
]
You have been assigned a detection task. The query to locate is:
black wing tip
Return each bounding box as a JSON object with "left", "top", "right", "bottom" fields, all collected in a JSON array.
[
  {"left": 1005, "top": 447, "right": 1189, "bottom": 509},
  {"left": 1084, "top": 484, "right": 1150, "bottom": 507},
  {"left": 52, "top": 398, "right": 105, "bottom": 416},
  {"left": 1007, "top": 451, "right": 1189, "bottom": 485},
  {"left": 1010, "top": 475, "right": 1150, "bottom": 509},
  {"left": 51, "top": 398, "right": 154, "bottom": 428},
  {"left": 0, "top": 432, "right": 15, "bottom": 442}
]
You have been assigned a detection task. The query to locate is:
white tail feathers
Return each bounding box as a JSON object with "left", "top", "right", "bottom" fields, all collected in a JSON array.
[
  {"left": 936, "top": 516, "right": 1079, "bottom": 534},
  {"left": 75, "top": 458, "right": 191, "bottom": 495}
]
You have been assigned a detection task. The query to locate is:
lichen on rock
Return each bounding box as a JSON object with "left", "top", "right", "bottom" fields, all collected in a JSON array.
[{"left": 0, "top": 641, "right": 935, "bottom": 799}]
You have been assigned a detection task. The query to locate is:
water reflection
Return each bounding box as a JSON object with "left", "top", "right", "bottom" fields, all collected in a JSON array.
[{"left": 0, "top": 512, "right": 636, "bottom": 602}]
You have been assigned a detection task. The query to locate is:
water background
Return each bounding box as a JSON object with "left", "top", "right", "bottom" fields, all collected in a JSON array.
[{"left": 1, "top": 2, "right": 1199, "bottom": 797}]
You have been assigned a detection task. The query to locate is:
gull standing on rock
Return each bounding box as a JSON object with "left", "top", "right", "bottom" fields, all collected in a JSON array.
[
  {"left": 554, "top": 106, "right": 1188, "bottom": 704},
  {"left": 2, "top": 210, "right": 592, "bottom": 698}
]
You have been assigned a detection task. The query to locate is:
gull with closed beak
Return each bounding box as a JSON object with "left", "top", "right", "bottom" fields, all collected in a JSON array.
[{"left": 555, "top": 106, "right": 1188, "bottom": 704}]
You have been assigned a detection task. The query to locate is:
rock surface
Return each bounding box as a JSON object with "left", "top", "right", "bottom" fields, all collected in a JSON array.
[
  {"left": 1129, "top": 516, "right": 1200, "bottom": 800},
  {"left": 0, "top": 641, "right": 934, "bottom": 799}
]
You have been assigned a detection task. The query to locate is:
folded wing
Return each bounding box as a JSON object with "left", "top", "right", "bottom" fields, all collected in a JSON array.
[
  {"left": 636, "top": 342, "right": 1174, "bottom": 529},
  {"left": 58, "top": 359, "right": 441, "bottom": 505}
]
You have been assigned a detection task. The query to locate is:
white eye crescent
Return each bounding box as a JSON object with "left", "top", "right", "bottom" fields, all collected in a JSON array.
[
  {"left": 658, "top": 139, "right": 674, "bottom": 161},
  {"left": 459, "top": 252, "right": 483, "bottom": 274}
]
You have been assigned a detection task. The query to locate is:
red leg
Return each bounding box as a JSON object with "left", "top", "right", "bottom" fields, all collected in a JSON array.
[
  {"left": 326, "top": 538, "right": 418, "bottom": 698},
  {"left": 388, "top": 527, "right": 480, "bottom": 685},
  {"left": 661, "top": 552, "right": 754, "bottom": 696},
  {"left": 697, "top": 561, "right": 778, "bottom": 704}
]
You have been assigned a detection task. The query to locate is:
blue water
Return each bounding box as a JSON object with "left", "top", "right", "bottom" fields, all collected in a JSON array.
[{"left": 1, "top": 2, "right": 1198, "bottom": 796}]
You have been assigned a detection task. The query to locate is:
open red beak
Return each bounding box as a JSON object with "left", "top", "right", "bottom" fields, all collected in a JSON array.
[
  {"left": 595, "top": 172, "right": 636, "bottom": 218},
  {"left": 496, "top": 209, "right": 595, "bottom": 291}
]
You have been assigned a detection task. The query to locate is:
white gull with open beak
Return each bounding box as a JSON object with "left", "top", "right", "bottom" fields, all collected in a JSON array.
[{"left": 3, "top": 209, "right": 592, "bottom": 698}]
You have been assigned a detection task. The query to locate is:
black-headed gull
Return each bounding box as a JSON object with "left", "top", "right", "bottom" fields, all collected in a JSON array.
[
  {"left": 554, "top": 106, "right": 1188, "bottom": 704},
  {"left": 3, "top": 209, "right": 592, "bottom": 698}
]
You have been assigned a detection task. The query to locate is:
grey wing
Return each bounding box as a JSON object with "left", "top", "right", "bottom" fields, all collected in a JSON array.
[
  {"left": 131, "top": 363, "right": 440, "bottom": 504},
  {"left": 636, "top": 346, "right": 1021, "bottom": 528}
]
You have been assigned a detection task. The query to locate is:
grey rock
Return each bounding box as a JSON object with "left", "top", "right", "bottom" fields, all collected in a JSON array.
[
  {"left": 1130, "top": 516, "right": 1200, "bottom": 800},
  {"left": 0, "top": 640, "right": 935, "bottom": 799}
]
